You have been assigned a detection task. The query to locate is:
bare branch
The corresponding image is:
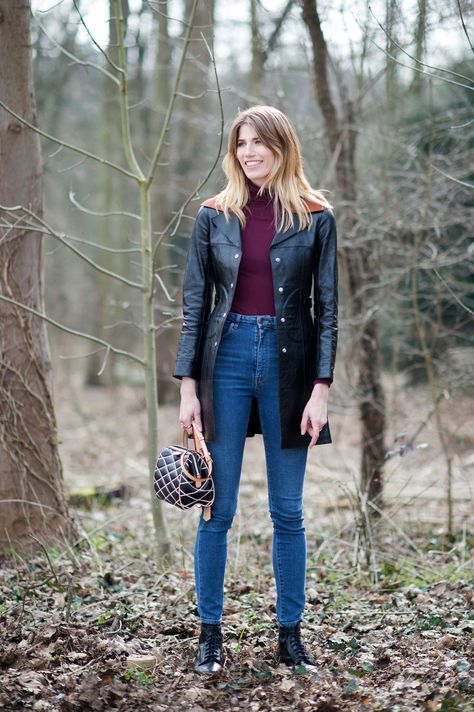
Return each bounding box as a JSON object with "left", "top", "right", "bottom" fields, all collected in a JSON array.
[
  {"left": 432, "top": 267, "right": 474, "bottom": 315},
  {"left": 368, "top": 8, "right": 474, "bottom": 89},
  {"left": 151, "top": 31, "right": 224, "bottom": 266},
  {"left": 0, "top": 222, "right": 141, "bottom": 254},
  {"left": 71, "top": 0, "right": 122, "bottom": 73},
  {"left": 69, "top": 191, "right": 140, "bottom": 220},
  {"left": 456, "top": 0, "right": 474, "bottom": 54},
  {"left": 146, "top": 0, "right": 200, "bottom": 187},
  {"left": 0, "top": 294, "right": 144, "bottom": 366},
  {"left": 0, "top": 99, "right": 137, "bottom": 180},
  {"left": 113, "top": 0, "right": 145, "bottom": 181},
  {"left": 431, "top": 163, "right": 474, "bottom": 189},
  {"left": 264, "top": 0, "right": 295, "bottom": 62},
  {"left": 154, "top": 272, "right": 175, "bottom": 302},
  {"left": 0, "top": 205, "right": 143, "bottom": 290},
  {"left": 35, "top": 18, "right": 120, "bottom": 85}
]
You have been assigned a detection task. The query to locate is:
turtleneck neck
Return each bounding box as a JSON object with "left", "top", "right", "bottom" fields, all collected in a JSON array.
[{"left": 247, "top": 178, "right": 272, "bottom": 204}]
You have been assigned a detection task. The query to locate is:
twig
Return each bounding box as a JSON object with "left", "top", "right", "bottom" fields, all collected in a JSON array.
[
  {"left": 35, "top": 18, "right": 120, "bottom": 85},
  {"left": 367, "top": 8, "right": 474, "bottom": 90},
  {"left": 72, "top": 0, "right": 122, "bottom": 73},
  {"left": 151, "top": 31, "right": 225, "bottom": 265},
  {"left": 69, "top": 192, "right": 140, "bottom": 220},
  {"left": 0, "top": 99, "right": 137, "bottom": 180},
  {"left": 456, "top": 0, "right": 474, "bottom": 54},
  {"left": 145, "top": 0, "right": 201, "bottom": 187},
  {"left": 0, "top": 205, "right": 143, "bottom": 289},
  {"left": 29, "top": 534, "right": 61, "bottom": 586},
  {"left": 0, "top": 295, "right": 144, "bottom": 365},
  {"left": 113, "top": 0, "right": 145, "bottom": 181}
]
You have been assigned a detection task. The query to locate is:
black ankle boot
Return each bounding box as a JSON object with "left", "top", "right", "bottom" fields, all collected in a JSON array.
[
  {"left": 194, "top": 623, "right": 223, "bottom": 674},
  {"left": 278, "top": 623, "right": 317, "bottom": 671}
]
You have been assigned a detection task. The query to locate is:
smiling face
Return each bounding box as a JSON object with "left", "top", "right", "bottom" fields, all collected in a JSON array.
[{"left": 236, "top": 123, "right": 275, "bottom": 187}]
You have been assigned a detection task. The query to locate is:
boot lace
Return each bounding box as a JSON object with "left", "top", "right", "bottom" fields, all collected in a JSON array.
[
  {"left": 202, "top": 628, "right": 222, "bottom": 662},
  {"left": 288, "top": 630, "right": 313, "bottom": 665}
]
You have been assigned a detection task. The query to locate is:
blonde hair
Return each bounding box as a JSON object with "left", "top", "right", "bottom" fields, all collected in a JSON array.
[{"left": 213, "top": 105, "right": 331, "bottom": 231}]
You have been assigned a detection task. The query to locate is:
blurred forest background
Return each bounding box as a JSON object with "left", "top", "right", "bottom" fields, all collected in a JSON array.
[
  {"left": 32, "top": 0, "right": 473, "bottom": 525},
  {"left": 0, "top": 1, "right": 473, "bottom": 709}
]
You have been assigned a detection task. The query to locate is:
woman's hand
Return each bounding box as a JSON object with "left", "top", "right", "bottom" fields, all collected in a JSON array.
[
  {"left": 179, "top": 377, "right": 203, "bottom": 434},
  {"left": 300, "top": 383, "right": 329, "bottom": 448}
]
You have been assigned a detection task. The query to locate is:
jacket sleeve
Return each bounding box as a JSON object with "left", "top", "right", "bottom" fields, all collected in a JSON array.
[
  {"left": 173, "top": 207, "right": 213, "bottom": 380},
  {"left": 313, "top": 209, "right": 338, "bottom": 380}
]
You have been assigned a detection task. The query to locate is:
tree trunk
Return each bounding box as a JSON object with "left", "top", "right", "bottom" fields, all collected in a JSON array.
[
  {"left": 85, "top": 0, "right": 130, "bottom": 386},
  {"left": 0, "top": 0, "right": 72, "bottom": 549},
  {"left": 301, "top": 0, "right": 386, "bottom": 503},
  {"left": 409, "top": 0, "right": 427, "bottom": 94},
  {"left": 249, "top": 0, "right": 264, "bottom": 97}
]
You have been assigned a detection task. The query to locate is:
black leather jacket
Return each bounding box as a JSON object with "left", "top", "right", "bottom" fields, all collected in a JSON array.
[{"left": 174, "top": 204, "right": 338, "bottom": 448}]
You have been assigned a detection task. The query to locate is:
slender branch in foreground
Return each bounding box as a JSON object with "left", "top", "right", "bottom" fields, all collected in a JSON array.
[
  {"left": 36, "top": 19, "right": 120, "bottom": 85},
  {"left": 71, "top": 0, "right": 122, "bottom": 73},
  {"left": 0, "top": 205, "right": 143, "bottom": 290},
  {"left": 151, "top": 32, "right": 224, "bottom": 267},
  {"left": 0, "top": 295, "right": 145, "bottom": 366},
  {"left": 432, "top": 267, "right": 474, "bottom": 315},
  {"left": 456, "top": 0, "right": 474, "bottom": 54},
  {"left": 0, "top": 222, "right": 141, "bottom": 254},
  {"left": 430, "top": 164, "right": 474, "bottom": 189},
  {"left": 145, "top": 0, "right": 200, "bottom": 188},
  {"left": 0, "top": 100, "right": 137, "bottom": 180},
  {"left": 69, "top": 192, "right": 140, "bottom": 220},
  {"left": 113, "top": 0, "right": 145, "bottom": 181}
]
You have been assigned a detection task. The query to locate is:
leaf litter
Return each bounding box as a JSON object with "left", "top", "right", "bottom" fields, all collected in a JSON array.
[{"left": 0, "top": 384, "right": 473, "bottom": 711}]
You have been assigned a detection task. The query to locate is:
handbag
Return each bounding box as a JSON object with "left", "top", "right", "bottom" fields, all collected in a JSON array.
[{"left": 154, "top": 423, "right": 214, "bottom": 521}]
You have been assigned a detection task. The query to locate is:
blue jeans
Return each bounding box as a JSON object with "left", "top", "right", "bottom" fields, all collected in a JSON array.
[{"left": 195, "top": 313, "right": 308, "bottom": 626}]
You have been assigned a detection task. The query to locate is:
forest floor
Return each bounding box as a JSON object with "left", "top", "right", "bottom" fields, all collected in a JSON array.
[{"left": 1, "top": 375, "right": 473, "bottom": 711}]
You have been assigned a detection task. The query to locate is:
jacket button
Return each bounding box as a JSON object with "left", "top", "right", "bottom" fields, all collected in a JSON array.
[
  {"left": 275, "top": 257, "right": 281, "bottom": 262},
  {"left": 234, "top": 253, "right": 239, "bottom": 259},
  {"left": 280, "top": 317, "right": 285, "bottom": 323},
  {"left": 214, "top": 341, "right": 218, "bottom": 347},
  {"left": 282, "top": 347, "right": 287, "bottom": 353},
  {"left": 222, "top": 312, "right": 227, "bottom": 317},
  {"left": 230, "top": 282, "right": 234, "bottom": 288},
  {"left": 278, "top": 287, "right": 283, "bottom": 293}
]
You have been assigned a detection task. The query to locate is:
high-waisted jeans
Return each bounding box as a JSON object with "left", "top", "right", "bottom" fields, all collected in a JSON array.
[{"left": 194, "top": 313, "right": 308, "bottom": 626}]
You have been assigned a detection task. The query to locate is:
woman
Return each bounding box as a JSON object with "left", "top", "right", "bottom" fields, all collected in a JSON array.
[{"left": 174, "top": 106, "right": 338, "bottom": 674}]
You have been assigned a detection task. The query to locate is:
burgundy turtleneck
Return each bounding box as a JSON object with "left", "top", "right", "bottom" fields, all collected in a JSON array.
[
  {"left": 231, "top": 179, "right": 276, "bottom": 316},
  {"left": 230, "top": 178, "right": 331, "bottom": 387}
]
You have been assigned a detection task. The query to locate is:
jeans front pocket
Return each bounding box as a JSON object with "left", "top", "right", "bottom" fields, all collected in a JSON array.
[{"left": 220, "top": 318, "right": 235, "bottom": 340}]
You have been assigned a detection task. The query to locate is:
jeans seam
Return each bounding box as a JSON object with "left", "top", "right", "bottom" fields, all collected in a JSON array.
[
  {"left": 196, "top": 524, "right": 203, "bottom": 619},
  {"left": 275, "top": 528, "right": 285, "bottom": 622}
]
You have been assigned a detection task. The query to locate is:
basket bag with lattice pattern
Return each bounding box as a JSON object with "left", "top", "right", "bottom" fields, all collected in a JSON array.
[{"left": 154, "top": 423, "right": 214, "bottom": 521}]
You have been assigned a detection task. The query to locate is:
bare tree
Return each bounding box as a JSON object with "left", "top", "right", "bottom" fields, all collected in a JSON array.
[
  {"left": 0, "top": 0, "right": 224, "bottom": 560},
  {"left": 0, "top": 0, "right": 72, "bottom": 549},
  {"left": 249, "top": 0, "right": 295, "bottom": 98},
  {"left": 301, "top": 0, "right": 387, "bottom": 504}
]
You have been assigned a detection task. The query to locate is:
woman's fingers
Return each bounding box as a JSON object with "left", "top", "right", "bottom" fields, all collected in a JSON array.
[
  {"left": 193, "top": 412, "right": 203, "bottom": 433},
  {"left": 301, "top": 402, "right": 327, "bottom": 448},
  {"left": 179, "top": 395, "right": 202, "bottom": 433}
]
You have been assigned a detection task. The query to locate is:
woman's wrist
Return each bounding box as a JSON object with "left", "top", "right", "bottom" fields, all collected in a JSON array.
[
  {"left": 311, "top": 382, "right": 329, "bottom": 399},
  {"left": 181, "top": 377, "right": 197, "bottom": 395}
]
